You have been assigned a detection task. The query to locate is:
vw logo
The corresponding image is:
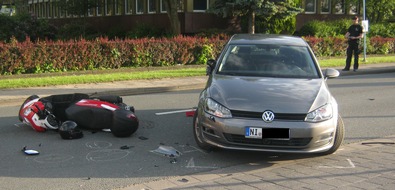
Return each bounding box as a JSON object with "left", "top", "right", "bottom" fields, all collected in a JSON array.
[{"left": 262, "top": 110, "right": 275, "bottom": 123}]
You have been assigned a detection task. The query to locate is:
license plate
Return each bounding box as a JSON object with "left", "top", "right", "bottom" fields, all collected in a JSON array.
[{"left": 245, "top": 127, "right": 262, "bottom": 139}]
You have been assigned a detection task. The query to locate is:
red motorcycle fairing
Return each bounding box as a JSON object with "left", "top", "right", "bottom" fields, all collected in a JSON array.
[{"left": 75, "top": 99, "right": 120, "bottom": 111}]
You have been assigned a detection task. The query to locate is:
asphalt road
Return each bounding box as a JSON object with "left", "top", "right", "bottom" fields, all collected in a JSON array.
[{"left": 0, "top": 72, "right": 394, "bottom": 190}]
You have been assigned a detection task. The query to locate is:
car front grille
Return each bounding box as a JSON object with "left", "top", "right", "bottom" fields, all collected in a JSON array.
[
  {"left": 223, "top": 133, "right": 312, "bottom": 146},
  {"left": 231, "top": 110, "right": 306, "bottom": 121}
]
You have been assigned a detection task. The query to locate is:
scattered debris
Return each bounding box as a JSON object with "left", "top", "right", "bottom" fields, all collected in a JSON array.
[
  {"left": 151, "top": 145, "right": 182, "bottom": 158},
  {"left": 139, "top": 136, "right": 148, "bottom": 140},
  {"left": 102, "top": 129, "right": 111, "bottom": 132},
  {"left": 185, "top": 110, "right": 195, "bottom": 117},
  {"left": 22, "top": 146, "right": 39, "bottom": 155},
  {"left": 178, "top": 178, "right": 189, "bottom": 183},
  {"left": 170, "top": 158, "right": 177, "bottom": 164},
  {"left": 120, "top": 145, "right": 134, "bottom": 150},
  {"left": 368, "top": 98, "right": 375, "bottom": 101}
]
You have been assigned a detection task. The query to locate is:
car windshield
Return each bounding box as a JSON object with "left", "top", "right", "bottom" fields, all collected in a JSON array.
[{"left": 217, "top": 44, "right": 320, "bottom": 78}]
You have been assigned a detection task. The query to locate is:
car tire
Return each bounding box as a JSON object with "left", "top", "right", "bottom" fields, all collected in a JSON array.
[
  {"left": 193, "top": 109, "right": 214, "bottom": 151},
  {"left": 321, "top": 115, "right": 345, "bottom": 155},
  {"left": 18, "top": 95, "right": 40, "bottom": 122}
]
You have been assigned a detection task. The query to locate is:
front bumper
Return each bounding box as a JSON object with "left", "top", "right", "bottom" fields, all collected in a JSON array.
[{"left": 197, "top": 112, "right": 337, "bottom": 153}]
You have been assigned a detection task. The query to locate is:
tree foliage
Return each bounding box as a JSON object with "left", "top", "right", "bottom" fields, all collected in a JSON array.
[
  {"left": 366, "top": 0, "right": 395, "bottom": 23},
  {"left": 209, "top": 0, "right": 302, "bottom": 34}
]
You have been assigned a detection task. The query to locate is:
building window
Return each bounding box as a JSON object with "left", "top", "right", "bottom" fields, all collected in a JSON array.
[
  {"left": 88, "top": 8, "right": 94, "bottom": 16},
  {"left": 125, "top": 0, "right": 133, "bottom": 14},
  {"left": 160, "top": 0, "right": 166, "bottom": 12},
  {"left": 176, "top": 0, "right": 183, "bottom": 12},
  {"left": 193, "top": 0, "right": 208, "bottom": 12},
  {"left": 136, "top": 0, "right": 144, "bottom": 14},
  {"left": 97, "top": 0, "right": 104, "bottom": 16},
  {"left": 305, "top": 0, "right": 316, "bottom": 13},
  {"left": 349, "top": 1, "right": 359, "bottom": 15},
  {"left": 334, "top": 0, "right": 345, "bottom": 14},
  {"left": 321, "top": 0, "right": 330, "bottom": 13},
  {"left": 160, "top": 0, "right": 183, "bottom": 13},
  {"left": 53, "top": 3, "right": 58, "bottom": 18},
  {"left": 47, "top": 2, "right": 52, "bottom": 18},
  {"left": 148, "top": 0, "right": 156, "bottom": 13},
  {"left": 115, "top": 0, "right": 122, "bottom": 15},
  {"left": 106, "top": 0, "right": 114, "bottom": 15}
]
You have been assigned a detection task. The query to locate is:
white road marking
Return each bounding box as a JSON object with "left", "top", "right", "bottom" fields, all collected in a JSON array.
[
  {"left": 155, "top": 109, "right": 195, "bottom": 115},
  {"left": 318, "top": 158, "right": 356, "bottom": 168},
  {"left": 186, "top": 157, "right": 219, "bottom": 169}
]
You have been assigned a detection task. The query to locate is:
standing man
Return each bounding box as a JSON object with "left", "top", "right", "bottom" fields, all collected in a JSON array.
[{"left": 343, "top": 16, "right": 363, "bottom": 72}]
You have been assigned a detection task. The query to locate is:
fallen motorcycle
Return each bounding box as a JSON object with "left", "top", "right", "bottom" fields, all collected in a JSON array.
[{"left": 18, "top": 93, "right": 139, "bottom": 138}]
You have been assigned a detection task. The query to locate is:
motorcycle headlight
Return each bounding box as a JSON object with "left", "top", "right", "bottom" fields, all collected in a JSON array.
[
  {"left": 204, "top": 98, "right": 232, "bottom": 118},
  {"left": 305, "top": 104, "right": 333, "bottom": 122}
]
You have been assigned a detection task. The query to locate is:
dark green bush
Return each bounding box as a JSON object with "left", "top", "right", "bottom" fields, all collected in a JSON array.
[
  {"left": 57, "top": 21, "right": 99, "bottom": 40},
  {"left": 126, "top": 23, "right": 169, "bottom": 39},
  {"left": 299, "top": 19, "right": 351, "bottom": 37},
  {"left": 0, "top": 13, "right": 57, "bottom": 42},
  {"left": 368, "top": 23, "right": 395, "bottom": 38}
]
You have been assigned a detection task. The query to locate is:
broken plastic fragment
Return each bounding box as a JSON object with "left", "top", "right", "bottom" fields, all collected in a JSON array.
[
  {"left": 24, "top": 149, "right": 39, "bottom": 155},
  {"left": 178, "top": 178, "right": 189, "bottom": 182},
  {"left": 185, "top": 110, "right": 195, "bottom": 117},
  {"left": 151, "top": 145, "right": 181, "bottom": 158},
  {"left": 120, "top": 145, "right": 134, "bottom": 149},
  {"left": 170, "top": 158, "right": 177, "bottom": 164}
]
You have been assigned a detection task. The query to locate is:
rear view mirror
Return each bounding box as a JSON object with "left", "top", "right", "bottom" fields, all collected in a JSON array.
[
  {"left": 324, "top": 68, "right": 340, "bottom": 79},
  {"left": 206, "top": 59, "right": 216, "bottom": 75}
]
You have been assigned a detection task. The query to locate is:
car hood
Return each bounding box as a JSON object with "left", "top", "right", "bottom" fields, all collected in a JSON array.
[{"left": 207, "top": 75, "right": 330, "bottom": 113}]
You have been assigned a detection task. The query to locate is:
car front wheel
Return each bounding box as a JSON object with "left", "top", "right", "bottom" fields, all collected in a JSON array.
[
  {"left": 193, "top": 109, "right": 214, "bottom": 151},
  {"left": 321, "top": 115, "right": 345, "bottom": 155}
]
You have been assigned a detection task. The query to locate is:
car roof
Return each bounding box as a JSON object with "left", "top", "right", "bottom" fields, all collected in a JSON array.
[{"left": 228, "top": 34, "right": 308, "bottom": 46}]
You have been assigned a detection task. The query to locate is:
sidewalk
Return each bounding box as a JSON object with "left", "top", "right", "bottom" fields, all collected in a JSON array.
[
  {"left": 125, "top": 135, "right": 395, "bottom": 190},
  {"left": 1, "top": 63, "right": 395, "bottom": 107}
]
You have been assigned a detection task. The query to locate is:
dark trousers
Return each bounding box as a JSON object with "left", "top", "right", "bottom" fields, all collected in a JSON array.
[{"left": 345, "top": 43, "right": 359, "bottom": 70}]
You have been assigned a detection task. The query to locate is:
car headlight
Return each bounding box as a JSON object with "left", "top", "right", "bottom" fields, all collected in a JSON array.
[
  {"left": 204, "top": 98, "right": 232, "bottom": 118},
  {"left": 305, "top": 103, "right": 333, "bottom": 122}
]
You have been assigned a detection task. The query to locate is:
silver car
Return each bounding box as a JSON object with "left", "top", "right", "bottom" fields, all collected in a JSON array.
[{"left": 193, "top": 34, "right": 344, "bottom": 155}]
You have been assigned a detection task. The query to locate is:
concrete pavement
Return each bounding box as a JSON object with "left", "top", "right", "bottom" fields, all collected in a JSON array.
[
  {"left": 125, "top": 135, "right": 395, "bottom": 190},
  {"left": 1, "top": 63, "right": 395, "bottom": 190}
]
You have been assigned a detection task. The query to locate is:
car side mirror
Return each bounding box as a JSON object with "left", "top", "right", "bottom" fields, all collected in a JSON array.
[
  {"left": 324, "top": 68, "right": 340, "bottom": 79},
  {"left": 206, "top": 59, "right": 216, "bottom": 75}
]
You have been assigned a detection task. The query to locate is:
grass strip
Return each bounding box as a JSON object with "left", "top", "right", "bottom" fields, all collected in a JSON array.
[{"left": 1, "top": 55, "right": 394, "bottom": 89}]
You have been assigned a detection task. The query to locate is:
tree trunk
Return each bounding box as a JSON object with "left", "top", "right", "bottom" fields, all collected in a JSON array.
[
  {"left": 248, "top": 10, "right": 255, "bottom": 34},
  {"left": 164, "top": 0, "right": 181, "bottom": 35}
]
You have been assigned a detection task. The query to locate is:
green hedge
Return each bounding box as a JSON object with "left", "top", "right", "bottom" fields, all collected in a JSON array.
[
  {"left": 304, "top": 36, "right": 395, "bottom": 57},
  {"left": 298, "top": 19, "right": 395, "bottom": 38},
  {"left": 0, "top": 36, "right": 227, "bottom": 75},
  {"left": 1, "top": 35, "right": 394, "bottom": 75}
]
